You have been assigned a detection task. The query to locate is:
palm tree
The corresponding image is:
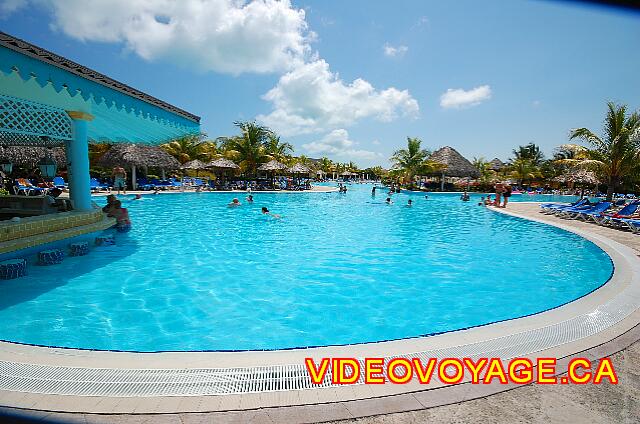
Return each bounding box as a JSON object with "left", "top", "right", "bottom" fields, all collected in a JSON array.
[
  {"left": 513, "top": 143, "right": 544, "bottom": 166},
  {"left": 390, "top": 137, "right": 431, "bottom": 179},
  {"left": 265, "top": 134, "right": 294, "bottom": 162},
  {"left": 569, "top": 102, "right": 640, "bottom": 200},
  {"left": 510, "top": 158, "right": 539, "bottom": 186},
  {"left": 553, "top": 144, "right": 589, "bottom": 162},
  {"left": 217, "top": 121, "right": 272, "bottom": 175},
  {"left": 318, "top": 157, "right": 333, "bottom": 173},
  {"left": 162, "top": 134, "right": 215, "bottom": 164},
  {"left": 472, "top": 157, "right": 496, "bottom": 186},
  {"left": 364, "top": 166, "right": 386, "bottom": 180}
]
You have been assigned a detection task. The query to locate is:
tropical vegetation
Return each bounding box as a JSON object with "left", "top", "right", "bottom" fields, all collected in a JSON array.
[{"left": 83, "top": 102, "right": 640, "bottom": 195}]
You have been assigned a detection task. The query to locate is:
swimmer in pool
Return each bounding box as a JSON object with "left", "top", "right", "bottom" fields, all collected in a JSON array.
[
  {"left": 386, "top": 197, "right": 393, "bottom": 204},
  {"left": 228, "top": 198, "right": 241, "bottom": 207},
  {"left": 246, "top": 194, "right": 254, "bottom": 202},
  {"left": 407, "top": 199, "right": 413, "bottom": 206},
  {"left": 261, "top": 206, "right": 281, "bottom": 218}
]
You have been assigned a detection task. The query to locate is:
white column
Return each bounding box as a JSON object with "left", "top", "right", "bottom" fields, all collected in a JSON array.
[{"left": 131, "top": 165, "right": 137, "bottom": 190}]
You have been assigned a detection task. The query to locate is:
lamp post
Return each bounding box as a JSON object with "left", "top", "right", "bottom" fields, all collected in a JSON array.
[
  {"left": 0, "top": 159, "right": 12, "bottom": 175},
  {"left": 37, "top": 156, "right": 57, "bottom": 178}
]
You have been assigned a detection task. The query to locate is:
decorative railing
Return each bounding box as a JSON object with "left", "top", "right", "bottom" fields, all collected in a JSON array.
[{"left": 0, "top": 94, "right": 72, "bottom": 146}]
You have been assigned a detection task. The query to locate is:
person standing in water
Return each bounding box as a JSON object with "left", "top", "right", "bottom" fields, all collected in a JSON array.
[
  {"left": 107, "top": 200, "right": 131, "bottom": 232},
  {"left": 502, "top": 184, "right": 512, "bottom": 208},
  {"left": 112, "top": 166, "right": 127, "bottom": 195},
  {"left": 493, "top": 182, "right": 504, "bottom": 207}
]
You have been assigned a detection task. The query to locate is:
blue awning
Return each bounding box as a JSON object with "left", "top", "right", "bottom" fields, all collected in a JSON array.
[{"left": 0, "top": 31, "right": 200, "bottom": 145}]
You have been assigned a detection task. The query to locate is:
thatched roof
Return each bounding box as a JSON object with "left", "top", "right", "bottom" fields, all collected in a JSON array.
[
  {"left": 180, "top": 159, "right": 208, "bottom": 170},
  {"left": 430, "top": 146, "right": 479, "bottom": 178},
  {"left": 489, "top": 158, "right": 505, "bottom": 171},
  {"left": 98, "top": 144, "right": 180, "bottom": 169},
  {"left": 207, "top": 158, "right": 239, "bottom": 169},
  {"left": 288, "top": 163, "right": 311, "bottom": 174},
  {"left": 258, "top": 159, "right": 287, "bottom": 171},
  {"left": 0, "top": 146, "right": 67, "bottom": 167},
  {"left": 553, "top": 168, "right": 599, "bottom": 185}
]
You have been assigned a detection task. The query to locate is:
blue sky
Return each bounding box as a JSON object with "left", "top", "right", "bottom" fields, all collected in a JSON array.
[{"left": 1, "top": 0, "right": 639, "bottom": 167}]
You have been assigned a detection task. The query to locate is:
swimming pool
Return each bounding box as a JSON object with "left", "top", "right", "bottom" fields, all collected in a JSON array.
[{"left": 0, "top": 184, "right": 612, "bottom": 351}]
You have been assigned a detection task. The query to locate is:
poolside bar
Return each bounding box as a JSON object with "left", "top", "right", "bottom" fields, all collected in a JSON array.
[{"left": 0, "top": 31, "right": 200, "bottom": 254}]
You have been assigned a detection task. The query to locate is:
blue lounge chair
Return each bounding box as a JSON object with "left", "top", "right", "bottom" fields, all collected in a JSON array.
[
  {"left": 540, "top": 198, "right": 588, "bottom": 213},
  {"left": 15, "top": 179, "right": 45, "bottom": 196},
  {"left": 619, "top": 219, "right": 640, "bottom": 233},
  {"left": 554, "top": 201, "right": 596, "bottom": 217},
  {"left": 595, "top": 201, "right": 640, "bottom": 226},
  {"left": 90, "top": 178, "right": 109, "bottom": 192},
  {"left": 52, "top": 176, "right": 67, "bottom": 189},
  {"left": 566, "top": 202, "right": 611, "bottom": 220}
]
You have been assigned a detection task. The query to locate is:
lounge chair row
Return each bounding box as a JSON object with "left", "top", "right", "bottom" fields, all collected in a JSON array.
[{"left": 540, "top": 198, "right": 640, "bottom": 233}]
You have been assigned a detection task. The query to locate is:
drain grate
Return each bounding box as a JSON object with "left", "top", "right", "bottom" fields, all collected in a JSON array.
[
  {"left": 0, "top": 287, "right": 638, "bottom": 397},
  {"left": 1, "top": 230, "right": 639, "bottom": 398}
]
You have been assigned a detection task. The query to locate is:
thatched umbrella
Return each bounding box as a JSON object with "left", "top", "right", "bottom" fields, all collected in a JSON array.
[
  {"left": 0, "top": 146, "right": 66, "bottom": 168},
  {"left": 206, "top": 158, "right": 239, "bottom": 186},
  {"left": 489, "top": 158, "right": 505, "bottom": 171},
  {"left": 554, "top": 168, "right": 600, "bottom": 198},
  {"left": 258, "top": 160, "right": 287, "bottom": 188},
  {"left": 258, "top": 160, "right": 287, "bottom": 171},
  {"left": 553, "top": 169, "right": 599, "bottom": 184},
  {"left": 288, "top": 163, "right": 311, "bottom": 174},
  {"left": 430, "top": 146, "right": 479, "bottom": 191},
  {"left": 207, "top": 158, "right": 240, "bottom": 170},
  {"left": 179, "top": 159, "right": 208, "bottom": 180},
  {"left": 180, "top": 159, "right": 208, "bottom": 170},
  {"left": 288, "top": 163, "right": 311, "bottom": 186},
  {"left": 98, "top": 144, "right": 180, "bottom": 189}
]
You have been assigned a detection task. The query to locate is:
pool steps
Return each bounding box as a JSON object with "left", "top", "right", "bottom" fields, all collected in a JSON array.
[{"left": 0, "top": 236, "right": 115, "bottom": 279}]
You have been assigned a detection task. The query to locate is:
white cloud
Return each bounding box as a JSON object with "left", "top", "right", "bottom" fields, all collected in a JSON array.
[
  {"left": 4, "top": 0, "right": 419, "bottom": 137},
  {"left": 532, "top": 100, "right": 541, "bottom": 108},
  {"left": 258, "top": 59, "right": 419, "bottom": 136},
  {"left": 372, "top": 139, "right": 381, "bottom": 145},
  {"left": 440, "top": 85, "right": 492, "bottom": 109},
  {"left": 302, "top": 129, "right": 381, "bottom": 161},
  {"left": 383, "top": 43, "right": 408, "bottom": 58},
  {"left": 0, "top": 0, "right": 27, "bottom": 17},
  {"left": 32, "top": 0, "right": 314, "bottom": 75}
]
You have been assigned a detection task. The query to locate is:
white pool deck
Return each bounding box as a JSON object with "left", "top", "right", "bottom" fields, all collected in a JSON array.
[{"left": 0, "top": 201, "right": 639, "bottom": 422}]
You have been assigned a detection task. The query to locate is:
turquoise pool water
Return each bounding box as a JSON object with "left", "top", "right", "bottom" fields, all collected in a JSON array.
[{"left": 0, "top": 184, "right": 612, "bottom": 351}]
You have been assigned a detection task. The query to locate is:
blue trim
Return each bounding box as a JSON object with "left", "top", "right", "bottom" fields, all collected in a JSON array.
[{"left": 0, "top": 47, "right": 199, "bottom": 131}]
